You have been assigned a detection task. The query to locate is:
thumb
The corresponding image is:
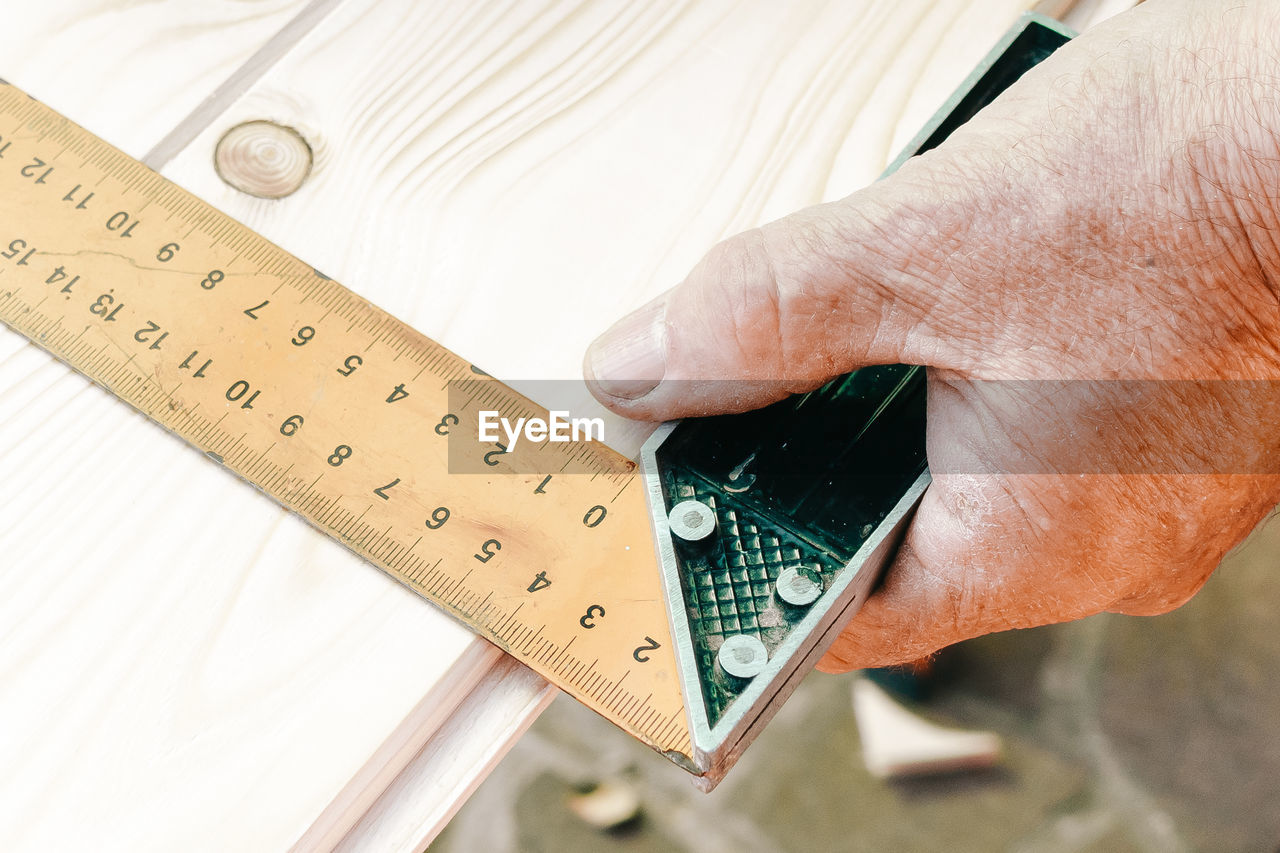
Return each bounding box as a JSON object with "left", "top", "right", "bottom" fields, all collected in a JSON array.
[{"left": 582, "top": 162, "right": 989, "bottom": 420}]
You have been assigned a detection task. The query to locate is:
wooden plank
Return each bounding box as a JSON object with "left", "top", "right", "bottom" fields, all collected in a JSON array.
[
  {"left": 163, "top": 0, "right": 1065, "bottom": 462},
  {"left": 0, "top": 3, "right": 510, "bottom": 852},
  {"left": 153, "top": 0, "right": 1119, "bottom": 848},
  {"left": 334, "top": 658, "right": 556, "bottom": 853},
  {"left": 1060, "top": 0, "right": 1143, "bottom": 31},
  {"left": 327, "top": 3, "right": 1136, "bottom": 846},
  {"left": 0, "top": 0, "right": 315, "bottom": 160},
  {"left": 0, "top": 0, "right": 1145, "bottom": 850}
]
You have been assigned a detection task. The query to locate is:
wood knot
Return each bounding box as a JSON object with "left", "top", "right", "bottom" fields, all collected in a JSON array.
[{"left": 214, "top": 120, "right": 313, "bottom": 199}]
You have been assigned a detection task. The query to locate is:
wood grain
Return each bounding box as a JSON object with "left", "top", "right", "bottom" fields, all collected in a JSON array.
[
  {"left": 1061, "top": 0, "right": 1143, "bottom": 30},
  {"left": 169, "top": 0, "right": 1073, "bottom": 460},
  {"left": 0, "top": 0, "right": 312, "bottom": 160},
  {"left": 0, "top": 2, "right": 509, "bottom": 851},
  {"left": 173, "top": 3, "right": 1143, "bottom": 847},
  {"left": 334, "top": 657, "right": 554, "bottom": 852},
  {"left": 162, "top": 1, "right": 1114, "bottom": 848}
]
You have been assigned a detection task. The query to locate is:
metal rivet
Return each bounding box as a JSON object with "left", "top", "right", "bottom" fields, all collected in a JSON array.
[
  {"left": 668, "top": 499, "right": 715, "bottom": 542},
  {"left": 776, "top": 566, "right": 822, "bottom": 606},
  {"left": 717, "top": 634, "right": 768, "bottom": 680}
]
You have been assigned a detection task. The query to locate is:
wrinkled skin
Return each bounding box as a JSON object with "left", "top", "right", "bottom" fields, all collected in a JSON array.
[{"left": 583, "top": 0, "right": 1280, "bottom": 671}]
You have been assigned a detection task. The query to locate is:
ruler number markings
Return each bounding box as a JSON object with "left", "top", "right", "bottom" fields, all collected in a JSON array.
[{"left": 0, "top": 89, "right": 689, "bottom": 755}]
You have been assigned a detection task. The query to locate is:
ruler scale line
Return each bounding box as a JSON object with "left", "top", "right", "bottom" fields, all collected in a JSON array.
[{"left": 0, "top": 83, "right": 694, "bottom": 764}]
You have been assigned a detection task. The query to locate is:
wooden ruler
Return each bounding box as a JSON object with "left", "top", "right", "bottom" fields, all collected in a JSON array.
[{"left": 0, "top": 83, "right": 693, "bottom": 765}]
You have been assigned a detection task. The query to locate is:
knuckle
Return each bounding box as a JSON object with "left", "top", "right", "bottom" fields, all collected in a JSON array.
[
  {"left": 691, "top": 228, "right": 789, "bottom": 374},
  {"left": 1109, "top": 586, "right": 1199, "bottom": 617}
]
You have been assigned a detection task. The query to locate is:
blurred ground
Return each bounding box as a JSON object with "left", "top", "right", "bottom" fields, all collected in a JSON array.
[{"left": 432, "top": 510, "right": 1280, "bottom": 853}]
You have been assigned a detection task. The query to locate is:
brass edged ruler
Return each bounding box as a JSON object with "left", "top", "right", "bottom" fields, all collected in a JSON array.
[{"left": 0, "top": 84, "right": 693, "bottom": 766}]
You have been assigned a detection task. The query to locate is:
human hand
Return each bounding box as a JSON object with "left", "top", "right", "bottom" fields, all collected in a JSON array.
[{"left": 583, "top": 0, "right": 1280, "bottom": 670}]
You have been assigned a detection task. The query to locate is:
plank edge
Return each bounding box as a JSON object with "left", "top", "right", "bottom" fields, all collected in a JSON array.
[{"left": 335, "top": 661, "right": 556, "bottom": 853}]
